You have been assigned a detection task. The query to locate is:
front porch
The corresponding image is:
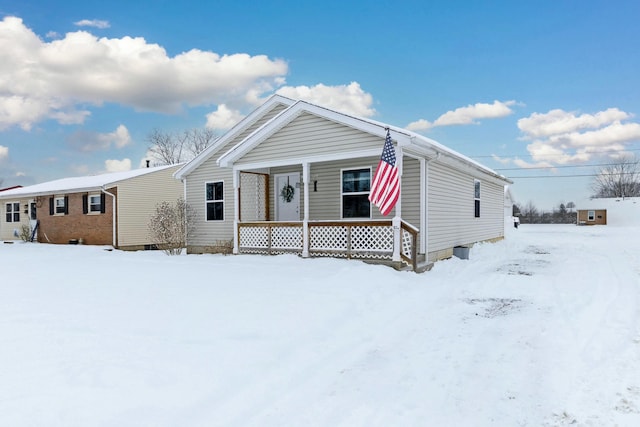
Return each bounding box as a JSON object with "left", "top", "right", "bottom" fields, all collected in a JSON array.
[{"left": 237, "top": 219, "right": 421, "bottom": 271}]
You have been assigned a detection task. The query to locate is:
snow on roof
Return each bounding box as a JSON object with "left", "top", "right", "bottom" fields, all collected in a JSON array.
[
  {"left": 0, "top": 164, "right": 179, "bottom": 198},
  {"left": 576, "top": 197, "right": 640, "bottom": 226}
]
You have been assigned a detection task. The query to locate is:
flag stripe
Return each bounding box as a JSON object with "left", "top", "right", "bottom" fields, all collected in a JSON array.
[{"left": 368, "top": 129, "right": 399, "bottom": 216}]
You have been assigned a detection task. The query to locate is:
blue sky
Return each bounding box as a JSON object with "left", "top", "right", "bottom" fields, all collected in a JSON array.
[{"left": 1, "top": 0, "right": 639, "bottom": 210}]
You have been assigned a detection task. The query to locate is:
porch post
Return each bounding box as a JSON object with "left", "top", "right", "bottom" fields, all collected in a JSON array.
[
  {"left": 392, "top": 146, "right": 403, "bottom": 262},
  {"left": 233, "top": 169, "right": 240, "bottom": 254},
  {"left": 420, "top": 157, "right": 426, "bottom": 254},
  {"left": 302, "top": 162, "right": 310, "bottom": 257}
]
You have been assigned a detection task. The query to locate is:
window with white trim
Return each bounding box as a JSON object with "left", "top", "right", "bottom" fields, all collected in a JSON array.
[
  {"left": 341, "top": 168, "right": 371, "bottom": 218},
  {"left": 587, "top": 210, "right": 595, "bottom": 221},
  {"left": 5, "top": 202, "right": 20, "bottom": 222},
  {"left": 89, "top": 194, "right": 102, "bottom": 212},
  {"left": 474, "top": 180, "right": 481, "bottom": 218},
  {"left": 55, "top": 197, "right": 66, "bottom": 215},
  {"left": 206, "top": 181, "right": 224, "bottom": 221}
]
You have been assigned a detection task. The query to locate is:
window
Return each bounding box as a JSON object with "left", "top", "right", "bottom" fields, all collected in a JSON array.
[
  {"left": 474, "top": 180, "right": 481, "bottom": 218},
  {"left": 587, "top": 210, "right": 595, "bottom": 221},
  {"left": 342, "top": 168, "right": 371, "bottom": 218},
  {"left": 55, "top": 197, "right": 66, "bottom": 215},
  {"left": 49, "top": 196, "right": 68, "bottom": 215},
  {"left": 82, "top": 193, "right": 105, "bottom": 214},
  {"left": 89, "top": 194, "right": 102, "bottom": 212},
  {"left": 206, "top": 181, "right": 224, "bottom": 221},
  {"left": 5, "top": 202, "right": 19, "bottom": 222}
]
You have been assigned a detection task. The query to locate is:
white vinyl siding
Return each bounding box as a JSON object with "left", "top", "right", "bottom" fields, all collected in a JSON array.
[
  {"left": 115, "top": 165, "right": 183, "bottom": 248},
  {"left": 184, "top": 105, "right": 287, "bottom": 247},
  {"left": 0, "top": 198, "right": 31, "bottom": 240},
  {"left": 236, "top": 113, "right": 384, "bottom": 166},
  {"left": 427, "top": 162, "right": 503, "bottom": 253},
  {"left": 400, "top": 157, "right": 421, "bottom": 228}
]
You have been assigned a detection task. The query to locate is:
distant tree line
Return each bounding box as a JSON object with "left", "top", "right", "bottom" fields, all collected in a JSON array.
[{"left": 514, "top": 201, "right": 577, "bottom": 224}]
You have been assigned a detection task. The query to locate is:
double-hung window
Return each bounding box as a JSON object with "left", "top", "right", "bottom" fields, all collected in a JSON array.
[
  {"left": 342, "top": 168, "right": 371, "bottom": 218},
  {"left": 89, "top": 194, "right": 102, "bottom": 212},
  {"left": 5, "top": 202, "right": 19, "bottom": 222},
  {"left": 206, "top": 182, "right": 224, "bottom": 221},
  {"left": 474, "top": 180, "right": 481, "bottom": 218},
  {"left": 55, "top": 197, "right": 66, "bottom": 215},
  {"left": 587, "top": 210, "right": 595, "bottom": 221}
]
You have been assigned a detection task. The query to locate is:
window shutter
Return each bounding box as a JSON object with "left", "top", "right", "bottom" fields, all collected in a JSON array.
[
  {"left": 82, "top": 195, "right": 88, "bottom": 214},
  {"left": 49, "top": 197, "right": 54, "bottom": 215},
  {"left": 64, "top": 196, "right": 69, "bottom": 215},
  {"left": 100, "top": 193, "right": 106, "bottom": 214}
]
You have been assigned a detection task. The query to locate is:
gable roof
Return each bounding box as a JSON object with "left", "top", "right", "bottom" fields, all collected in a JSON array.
[
  {"left": 174, "top": 94, "right": 296, "bottom": 179},
  {"left": 0, "top": 164, "right": 180, "bottom": 199},
  {"left": 216, "top": 99, "right": 511, "bottom": 184}
]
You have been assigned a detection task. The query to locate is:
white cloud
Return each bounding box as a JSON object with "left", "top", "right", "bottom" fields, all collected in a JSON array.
[
  {"left": 0, "top": 16, "right": 288, "bottom": 130},
  {"left": 46, "top": 31, "right": 60, "bottom": 39},
  {"left": 0, "top": 145, "right": 8, "bottom": 160},
  {"left": 276, "top": 82, "right": 375, "bottom": 117},
  {"left": 518, "top": 108, "right": 631, "bottom": 138},
  {"left": 518, "top": 108, "right": 640, "bottom": 165},
  {"left": 104, "top": 158, "right": 131, "bottom": 173},
  {"left": 407, "top": 100, "right": 517, "bottom": 131},
  {"left": 74, "top": 19, "right": 110, "bottom": 29},
  {"left": 68, "top": 124, "right": 131, "bottom": 152},
  {"left": 206, "top": 104, "right": 245, "bottom": 130}
]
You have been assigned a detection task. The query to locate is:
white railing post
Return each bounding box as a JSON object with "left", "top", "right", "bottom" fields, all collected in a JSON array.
[
  {"left": 302, "top": 162, "right": 310, "bottom": 257},
  {"left": 392, "top": 216, "right": 401, "bottom": 262}
]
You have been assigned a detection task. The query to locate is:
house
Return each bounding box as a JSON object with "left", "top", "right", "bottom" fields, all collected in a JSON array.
[
  {"left": 576, "top": 197, "right": 640, "bottom": 226},
  {"left": 0, "top": 165, "right": 183, "bottom": 248},
  {"left": 174, "top": 95, "right": 512, "bottom": 271}
]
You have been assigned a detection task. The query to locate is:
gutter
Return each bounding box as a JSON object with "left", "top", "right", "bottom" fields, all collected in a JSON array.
[{"left": 101, "top": 187, "right": 117, "bottom": 248}]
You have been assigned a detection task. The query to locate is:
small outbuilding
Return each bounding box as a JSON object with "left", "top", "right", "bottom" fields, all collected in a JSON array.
[{"left": 576, "top": 208, "right": 607, "bottom": 225}]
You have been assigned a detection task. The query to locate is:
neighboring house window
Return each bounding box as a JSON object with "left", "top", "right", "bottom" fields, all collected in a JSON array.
[
  {"left": 206, "top": 181, "right": 224, "bottom": 221},
  {"left": 49, "top": 196, "right": 69, "bottom": 215},
  {"left": 5, "top": 202, "right": 20, "bottom": 222},
  {"left": 342, "top": 168, "right": 371, "bottom": 218},
  {"left": 83, "top": 193, "right": 106, "bottom": 214},
  {"left": 588, "top": 210, "right": 595, "bottom": 221},
  {"left": 474, "top": 180, "right": 481, "bottom": 218}
]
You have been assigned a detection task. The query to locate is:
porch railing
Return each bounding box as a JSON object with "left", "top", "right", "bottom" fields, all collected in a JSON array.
[{"left": 237, "top": 219, "right": 419, "bottom": 271}]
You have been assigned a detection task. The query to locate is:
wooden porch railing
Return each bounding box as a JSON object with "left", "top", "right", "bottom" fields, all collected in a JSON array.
[{"left": 237, "top": 219, "right": 420, "bottom": 271}]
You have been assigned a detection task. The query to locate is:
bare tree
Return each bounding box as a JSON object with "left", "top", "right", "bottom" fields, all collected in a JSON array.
[
  {"left": 147, "top": 128, "right": 218, "bottom": 165},
  {"left": 591, "top": 154, "right": 640, "bottom": 198},
  {"left": 148, "top": 198, "right": 197, "bottom": 255},
  {"left": 519, "top": 200, "right": 539, "bottom": 224}
]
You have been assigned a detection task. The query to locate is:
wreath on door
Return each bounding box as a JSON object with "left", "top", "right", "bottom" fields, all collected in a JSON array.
[{"left": 280, "top": 178, "right": 295, "bottom": 203}]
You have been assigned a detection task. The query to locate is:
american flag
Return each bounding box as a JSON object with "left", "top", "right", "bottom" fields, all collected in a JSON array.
[{"left": 369, "top": 129, "right": 399, "bottom": 216}]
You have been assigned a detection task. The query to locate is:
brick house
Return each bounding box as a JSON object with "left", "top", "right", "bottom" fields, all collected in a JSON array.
[{"left": 0, "top": 165, "right": 182, "bottom": 249}]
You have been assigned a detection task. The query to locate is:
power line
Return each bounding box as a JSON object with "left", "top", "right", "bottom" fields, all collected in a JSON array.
[
  {"left": 495, "top": 162, "right": 624, "bottom": 171},
  {"left": 508, "top": 171, "right": 640, "bottom": 179},
  {"left": 471, "top": 146, "right": 640, "bottom": 159}
]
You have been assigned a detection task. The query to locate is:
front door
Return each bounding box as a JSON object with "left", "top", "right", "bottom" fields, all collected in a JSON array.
[{"left": 275, "top": 172, "right": 300, "bottom": 221}]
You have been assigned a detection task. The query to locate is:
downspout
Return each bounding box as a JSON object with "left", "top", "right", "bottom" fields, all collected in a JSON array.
[{"left": 101, "top": 187, "right": 117, "bottom": 248}]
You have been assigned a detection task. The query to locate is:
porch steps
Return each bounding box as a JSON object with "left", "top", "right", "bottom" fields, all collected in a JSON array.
[{"left": 364, "top": 254, "right": 433, "bottom": 273}]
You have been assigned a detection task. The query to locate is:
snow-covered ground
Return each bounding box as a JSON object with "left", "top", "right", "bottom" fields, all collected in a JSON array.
[{"left": 1, "top": 224, "right": 639, "bottom": 426}]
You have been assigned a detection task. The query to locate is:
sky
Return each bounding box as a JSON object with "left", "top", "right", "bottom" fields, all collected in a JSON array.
[{"left": 1, "top": 0, "right": 639, "bottom": 210}]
